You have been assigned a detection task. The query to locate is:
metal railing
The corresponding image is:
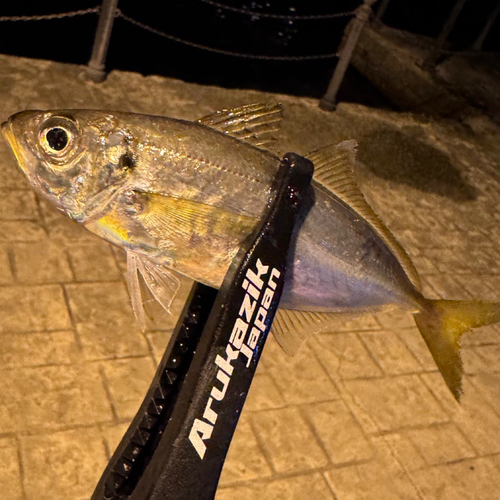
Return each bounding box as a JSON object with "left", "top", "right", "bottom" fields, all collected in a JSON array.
[
  {"left": 0, "top": 0, "right": 498, "bottom": 111},
  {"left": 376, "top": 0, "right": 500, "bottom": 59}
]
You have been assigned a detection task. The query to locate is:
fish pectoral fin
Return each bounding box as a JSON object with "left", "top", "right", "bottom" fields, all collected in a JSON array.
[
  {"left": 197, "top": 102, "right": 283, "bottom": 148},
  {"left": 307, "top": 141, "right": 421, "bottom": 291},
  {"left": 127, "top": 251, "right": 181, "bottom": 330},
  {"left": 129, "top": 192, "right": 256, "bottom": 246},
  {"left": 271, "top": 308, "right": 347, "bottom": 355}
]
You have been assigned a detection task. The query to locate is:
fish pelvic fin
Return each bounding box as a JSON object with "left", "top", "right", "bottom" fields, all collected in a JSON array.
[
  {"left": 414, "top": 299, "right": 500, "bottom": 401},
  {"left": 307, "top": 141, "right": 422, "bottom": 292},
  {"left": 127, "top": 251, "right": 182, "bottom": 330}
]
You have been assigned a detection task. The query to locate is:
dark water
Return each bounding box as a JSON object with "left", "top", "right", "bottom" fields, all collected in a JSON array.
[{"left": 357, "top": 129, "right": 478, "bottom": 201}]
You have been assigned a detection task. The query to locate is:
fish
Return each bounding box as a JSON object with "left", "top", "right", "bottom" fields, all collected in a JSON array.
[{"left": 2, "top": 102, "right": 499, "bottom": 401}]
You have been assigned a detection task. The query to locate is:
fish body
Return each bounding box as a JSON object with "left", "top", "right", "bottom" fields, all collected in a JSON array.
[{"left": 2, "top": 103, "right": 499, "bottom": 400}]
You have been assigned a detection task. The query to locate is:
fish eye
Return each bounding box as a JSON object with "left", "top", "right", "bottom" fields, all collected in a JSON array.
[
  {"left": 38, "top": 115, "right": 80, "bottom": 164},
  {"left": 45, "top": 127, "right": 69, "bottom": 151}
]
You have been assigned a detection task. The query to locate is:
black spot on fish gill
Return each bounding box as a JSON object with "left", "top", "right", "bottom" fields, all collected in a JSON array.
[
  {"left": 357, "top": 129, "right": 478, "bottom": 202},
  {"left": 118, "top": 153, "right": 135, "bottom": 171}
]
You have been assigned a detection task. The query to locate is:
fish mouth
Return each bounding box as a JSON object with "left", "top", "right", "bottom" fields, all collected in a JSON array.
[{"left": 1, "top": 119, "right": 26, "bottom": 173}]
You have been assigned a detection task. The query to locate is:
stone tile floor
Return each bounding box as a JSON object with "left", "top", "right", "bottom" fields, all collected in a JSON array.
[{"left": 0, "top": 53, "right": 499, "bottom": 499}]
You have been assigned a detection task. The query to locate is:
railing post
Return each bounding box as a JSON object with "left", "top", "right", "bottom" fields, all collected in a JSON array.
[
  {"left": 320, "top": 0, "right": 376, "bottom": 112},
  {"left": 86, "top": 0, "right": 119, "bottom": 82},
  {"left": 472, "top": 0, "right": 500, "bottom": 51},
  {"left": 422, "top": 0, "right": 468, "bottom": 69},
  {"left": 375, "top": 0, "right": 392, "bottom": 22}
]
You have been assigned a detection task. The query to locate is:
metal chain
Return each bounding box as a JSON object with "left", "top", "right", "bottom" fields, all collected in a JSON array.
[
  {"left": 0, "top": 7, "right": 100, "bottom": 22},
  {"left": 117, "top": 9, "right": 339, "bottom": 60},
  {"left": 197, "top": 0, "right": 355, "bottom": 20}
]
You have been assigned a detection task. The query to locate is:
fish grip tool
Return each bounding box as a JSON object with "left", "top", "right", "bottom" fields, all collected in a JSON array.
[{"left": 91, "top": 152, "right": 314, "bottom": 500}]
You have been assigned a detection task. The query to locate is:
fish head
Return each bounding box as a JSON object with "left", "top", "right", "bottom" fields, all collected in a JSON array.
[{"left": 1, "top": 109, "right": 135, "bottom": 222}]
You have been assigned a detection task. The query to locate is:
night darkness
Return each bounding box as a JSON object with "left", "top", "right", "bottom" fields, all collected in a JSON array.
[{"left": 0, "top": 1, "right": 499, "bottom": 101}]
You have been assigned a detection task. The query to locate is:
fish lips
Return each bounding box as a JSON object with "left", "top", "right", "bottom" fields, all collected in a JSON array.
[{"left": 1, "top": 119, "right": 28, "bottom": 174}]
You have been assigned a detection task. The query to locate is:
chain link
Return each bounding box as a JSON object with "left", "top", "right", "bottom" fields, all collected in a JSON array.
[
  {"left": 0, "top": 7, "right": 100, "bottom": 22},
  {"left": 117, "top": 9, "right": 339, "bottom": 60},
  {"left": 197, "top": 0, "right": 355, "bottom": 20}
]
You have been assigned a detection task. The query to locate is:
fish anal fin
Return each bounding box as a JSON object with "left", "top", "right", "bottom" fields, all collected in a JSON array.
[
  {"left": 307, "top": 141, "right": 422, "bottom": 291},
  {"left": 271, "top": 308, "right": 347, "bottom": 355},
  {"left": 127, "top": 251, "right": 181, "bottom": 330},
  {"left": 197, "top": 103, "right": 283, "bottom": 147}
]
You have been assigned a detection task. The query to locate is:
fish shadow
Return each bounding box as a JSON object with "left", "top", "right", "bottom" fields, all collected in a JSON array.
[{"left": 357, "top": 129, "right": 478, "bottom": 202}]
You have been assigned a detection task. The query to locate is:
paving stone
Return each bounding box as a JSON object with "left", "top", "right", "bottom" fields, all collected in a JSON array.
[
  {"left": 412, "top": 254, "right": 440, "bottom": 275},
  {"left": 469, "top": 373, "right": 500, "bottom": 416},
  {"left": 0, "top": 441, "right": 23, "bottom": 500},
  {"left": 0, "top": 330, "right": 79, "bottom": 369},
  {"left": 219, "top": 418, "right": 272, "bottom": 486},
  {"left": 0, "top": 285, "right": 71, "bottom": 332},
  {"left": 422, "top": 373, "right": 500, "bottom": 455},
  {"left": 411, "top": 457, "right": 500, "bottom": 500},
  {"left": 0, "top": 364, "right": 112, "bottom": 433},
  {"left": 0, "top": 190, "right": 38, "bottom": 220},
  {"left": 424, "top": 273, "right": 473, "bottom": 299},
  {"left": 13, "top": 242, "right": 73, "bottom": 284},
  {"left": 0, "top": 247, "right": 13, "bottom": 284},
  {"left": 77, "top": 323, "right": 150, "bottom": 361},
  {"left": 396, "top": 327, "right": 437, "bottom": 371},
  {"left": 21, "top": 427, "right": 108, "bottom": 500},
  {"left": 406, "top": 424, "right": 475, "bottom": 465},
  {"left": 67, "top": 242, "right": 121, "bottom": 282},
  {"left": 100, "top": 357, "right": 156, "bottom": 419},
  {"left": 251, "top": 407, "right": 328, "bottom": 473},
  {"left": 374, "top": 309, "right": 415, "bottom": 329},
  {"left": 66, "top": 282, "right": 149, "bottom": 360},
  {"left": 311, "top": 333, "right": 383, "bottom": 381},
  {"left": 146, "top": 330, "right": 172, "bottom": 365},
  {"left": 461, "top": 324, "right": 500, "bottom": 346},
  {"left": 325, "top": 437, "right": 421, "bottom": 500},
  {"left": 453, "top": 274, "right": 500, "bottom": 301},
  {"left": 101, "top": 422, "right": 131, "bottom": 459},
  {"left": 382, "top": 433, "right": 427, "bottom": 472},
  {"left": 0, "top": 221, "right": 46, "bottom": 242},
  {"left": 359, "top": 330, "right": 421, "bottom": 375},
  {"left": 216, "top": 473, "right": 335, "bottom": 500},
  {"left": 43, "top": 208, "right": 96, "bottom": 242},
  {"left": 0, "top": 158, "right": 27, "bottom": 191},
  {"left": 245, "top": 373, "right": 286, "bottom": 412},
  {"left": 462, "top": 346, "right": 499, "bottom": 374},
  {"left": 263, "top": 340, "right": 339, "bottom": 405},
  {"left": 344, "top": 375, "right": 448, "bottom": 433},
  {"left": 303, "top": 400, "right": 373, "bottom": 465}
]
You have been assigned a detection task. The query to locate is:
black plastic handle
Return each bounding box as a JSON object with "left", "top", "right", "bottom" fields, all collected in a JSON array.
[{"left": 92, "top": 153, "right": 314, "bottom": 500}]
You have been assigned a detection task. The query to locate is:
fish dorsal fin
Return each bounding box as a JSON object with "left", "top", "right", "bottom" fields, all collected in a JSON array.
[
  {"left": 197, "top": 103, "right": 283, "bottom": 147},
  {"left": 271, "top": 308, "right": 343, "bottom": 355},
  {"left": 127, "top": 251, "right": 181, "bottom": 330},
  {"left": 307, "top": 141, "right": 421, "bottom": 291}
]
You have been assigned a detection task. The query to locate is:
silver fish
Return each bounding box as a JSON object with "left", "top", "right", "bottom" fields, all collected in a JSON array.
[{"left": 2, "top": 103, "right": 499, "bottom": 400}]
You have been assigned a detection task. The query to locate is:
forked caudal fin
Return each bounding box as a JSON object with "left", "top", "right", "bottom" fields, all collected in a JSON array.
[{"left": 414, "top": 299, "right": 500, "bottom": 401}]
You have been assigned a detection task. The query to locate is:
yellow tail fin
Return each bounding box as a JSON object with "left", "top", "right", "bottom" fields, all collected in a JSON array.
[{"left": 414, "top": 300, "right": 500, "bottom": 401}]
